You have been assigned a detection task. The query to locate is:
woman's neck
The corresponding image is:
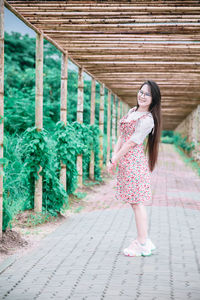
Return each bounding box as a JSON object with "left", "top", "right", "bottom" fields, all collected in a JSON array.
[{"left": 136, "top": 107, "right": 149, "bottom": 112}]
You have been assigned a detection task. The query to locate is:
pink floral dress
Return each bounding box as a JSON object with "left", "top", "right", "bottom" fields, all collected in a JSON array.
[{"left": 115, "top": 108, "right": 153, "bottom": 205}]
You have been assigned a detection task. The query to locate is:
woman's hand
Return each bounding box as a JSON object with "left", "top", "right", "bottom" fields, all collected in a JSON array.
[
  {"left": 111, "top": 155, "right": 118, "bottom": 165},
  {"left": 107, "top": 162, "right": 116, "bottom": 175},
  {"left": 107, "top": 158, "right": 118, "bottom": 175}
]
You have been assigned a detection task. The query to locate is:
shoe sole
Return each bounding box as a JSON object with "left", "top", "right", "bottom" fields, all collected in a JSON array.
[
  {"left": 123, "top": 253, "right": 142, "bottom": 257},
  {"left": 123, "top": 251, "right": 152, "bottom": 257},
  {"left": 141, "top": 251, "right": 152, "bottom": 257}
]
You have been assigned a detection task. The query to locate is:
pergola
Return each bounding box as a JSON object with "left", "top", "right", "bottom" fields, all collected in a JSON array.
[
  {"left": 0, "top": 0, "right": 200, "bottom": 236},
  {"left": 4, "top": 0, "right": 200, "bottom": 129}
]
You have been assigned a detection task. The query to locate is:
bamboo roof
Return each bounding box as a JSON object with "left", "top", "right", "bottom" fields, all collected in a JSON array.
[{"left": 5, "top": 0, "right": 200, "bottom": 130}]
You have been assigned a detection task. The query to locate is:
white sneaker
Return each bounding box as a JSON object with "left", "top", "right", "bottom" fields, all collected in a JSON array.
[
  {"left": 123, "top": 239, "right": 152, "bottom": 257},
  {"left": 146, "top": 238, "right": 156, "bottom": 251}
]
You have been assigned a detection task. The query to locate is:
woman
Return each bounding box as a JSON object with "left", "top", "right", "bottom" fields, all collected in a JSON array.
[{"left": 107, "top": 80, "right": 162, "bottom": 257}]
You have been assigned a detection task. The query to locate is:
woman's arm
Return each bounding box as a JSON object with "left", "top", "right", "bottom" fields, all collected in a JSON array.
[
  {"left": 112, "top": 135, "right": 123, "bottom": 157},
  {"left": 112, "top": 139, "right": 137, "bottom": 164}
]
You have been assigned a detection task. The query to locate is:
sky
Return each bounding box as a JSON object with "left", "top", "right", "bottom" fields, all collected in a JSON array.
[{"left": 4, "top": 7, "right": 91, "bottom": 80}]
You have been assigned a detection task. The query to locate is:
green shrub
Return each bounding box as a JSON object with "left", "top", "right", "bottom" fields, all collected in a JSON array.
[
  {"left": 2, "top": 122, "right": 102, "bottom": 231},
  {"left": 173, "top": 132, "right": 195, "bottom": 154},
  {"left": 161, "top": 130, "right": 174, "bottom": 137},
  {"left": 161, "top": 136, "right": 174, "bottom": 144},
  {"left": 161, "top": 131, "right": 195, "bottom": 155}
]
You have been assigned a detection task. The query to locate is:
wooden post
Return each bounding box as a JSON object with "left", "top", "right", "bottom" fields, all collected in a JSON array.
[
  {"left": 0, "top": 0, "right": 4, "bottom": 238},
  {"left": 77, "top": 66, "right": 84, "bottom": 188},
  {"left": 197, "top": 105, "right": 200, "bottom": 144},
  {"left": 197, "top": 105, "right": 200, "bottom": 162},
  {"left": 60, "top": 51, "right": 68, "bottom": 191},
  {"left": 106, "top": 90, "right": 111, "bottom": 165},
  {"left": 89, "top": 77, "right": 95, "bottom": 180},
  {"left": 112, "top": 95, "right": 116, "bottom": 154},
  {"left": 34, "top": 32, "right": 43, "bottom": 213},
  {"left": 120, "top": 101, "right": 123, "bottom": 119},
  {"left": 126, "top": 103, "right": 129, "bottom": 114},
  {"left": 99, "top": 83, "right": 105, "bottom": 169},
  {"left": 117, "top": 98, "right": 121, "bottom": 139},
  {"left": 122, "top": 102, "right": 125, "bottom": 116}
]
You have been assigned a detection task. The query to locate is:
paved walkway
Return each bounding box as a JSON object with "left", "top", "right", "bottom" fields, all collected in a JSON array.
[{"left": 0, "top": 143, "right": 200, "bottom": 300}]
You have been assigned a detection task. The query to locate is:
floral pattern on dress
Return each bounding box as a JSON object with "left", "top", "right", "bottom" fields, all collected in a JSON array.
[{"left": 115, "top": 108, "right": 152, "bottom": 205}]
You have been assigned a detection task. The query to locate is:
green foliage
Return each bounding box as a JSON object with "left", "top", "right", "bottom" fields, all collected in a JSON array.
[
  {"left": 161, "top": 131, "right": 195, "bottom": 154},
  {"left": 4, "top": 32, "right": 78, "bottom": 134},
  {"left": 25, "top": 212, "right": 57, "bottom": 227},
  {"left": 72, "top": 192, "right": 87, "bottom": 199},
  {"left": 53, "top": 121, "right": 102, "bottom": 195},
  {"left": 53, "top": 121, "right": 80, "bottom": 195},
  {"left": 2, "top": 32, "right": 106, "bottom": 231},
  {"left": 4, "top": 32, "right": 35, "bottom": 70},
  {"left": 173, "top": 133, "right": 195, "bottom": 153},
  {"left": 19, "top": 127, "right": 68, "bottom": 216},
  {"left": 161, "top": 130, "right": 174, "bottom": 137},
  {"left": 2, "top": 121, "right": 102, "bottom": 231},
  {"left": 91, "top": 124, "right": 102, "bottom": 181},
  {"left": 74, "top": 206, "right": 84, "bottom": 213},
  {"left": 173, "top": 145, "right": 200, "bottom": 177},
  {"left": 161, "top": 136, "right": 174, "bottom": 144},
  {"left": 3, "top": 134, "right": 32, "bottom": 230}
]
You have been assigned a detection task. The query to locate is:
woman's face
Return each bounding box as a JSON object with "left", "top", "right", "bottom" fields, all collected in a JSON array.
[{"left": 137, "top": 84, "right": 152, "bottom": 110}]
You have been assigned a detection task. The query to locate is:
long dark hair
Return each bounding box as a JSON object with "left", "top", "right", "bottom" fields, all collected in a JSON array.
[{"left": 135, "top": 80, "right": 162, "bottom": 172}]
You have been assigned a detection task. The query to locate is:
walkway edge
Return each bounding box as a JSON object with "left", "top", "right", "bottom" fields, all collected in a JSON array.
[{"left": 0, "top": 253, "right": 19, "bottom": 275}]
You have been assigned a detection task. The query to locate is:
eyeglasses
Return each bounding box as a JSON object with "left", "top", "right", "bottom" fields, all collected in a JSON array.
[{"left": 138, "top": 90, "right": 151, "bottom": 98}]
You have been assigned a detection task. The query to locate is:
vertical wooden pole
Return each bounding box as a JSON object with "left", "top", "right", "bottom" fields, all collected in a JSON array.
[
  {"left": 0, "top": 0, "right": 4, "bottom": 238},
  {"left": 197, "top": 105, "right": 200, "bottom": 161},
  {"left": 89, "top": 77, "right": 95, "bottom": 180},
  {"left": 120, "top": 100, "right": 123, "bottom": 119},
  {"left": 106, "top": 90, "right": 111, "bottom": 165},
  {"left": 112, "top": 95, "right": 116, "bottom": 154},
  {"left": 99, "top": 83, "right": 105, "bottom": 169},
  {"left": 126, "top": 103, "right": 129, "bottom": 114},
  {"left": 34, "top": 32, "right": 43, "bottom": 213},
  {"left": 122, "top": 102, "right": 125, "bottom": 116},
  {"left": 117, "top": 98, "right": 121, "bottom": 139},
  {"left": 60, "top": 51, "right": 68, "bottom": 191},
  {"left": 197, "top": 105, "right": 200, "bottom": 145},
  {"left": 77, "top": 66, "right": 84, "bottom": 188}
]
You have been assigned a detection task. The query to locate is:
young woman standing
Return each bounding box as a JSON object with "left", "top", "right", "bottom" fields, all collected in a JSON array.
[{"left": 107, "top": 80, "right": 162, "bottom": 257}]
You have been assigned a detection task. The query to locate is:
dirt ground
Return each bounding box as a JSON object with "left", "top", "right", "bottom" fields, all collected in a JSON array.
[{"left": 0, "top": 169, "right": 117, "bottom": 265}]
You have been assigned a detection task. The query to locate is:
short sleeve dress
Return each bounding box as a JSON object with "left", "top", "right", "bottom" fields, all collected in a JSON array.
[{"left": 115, "top": 106, "right": 154, "bottom": 205}]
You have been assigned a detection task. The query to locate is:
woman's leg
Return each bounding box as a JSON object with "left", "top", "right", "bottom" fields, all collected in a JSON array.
[{"left": 130, "top": 203, "right": 148, "bottom": 244}]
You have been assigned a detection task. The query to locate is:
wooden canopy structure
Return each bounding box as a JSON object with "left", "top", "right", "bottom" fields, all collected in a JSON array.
[{"left": 4, "top": 0, "right": 200, "bottom": 130}]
